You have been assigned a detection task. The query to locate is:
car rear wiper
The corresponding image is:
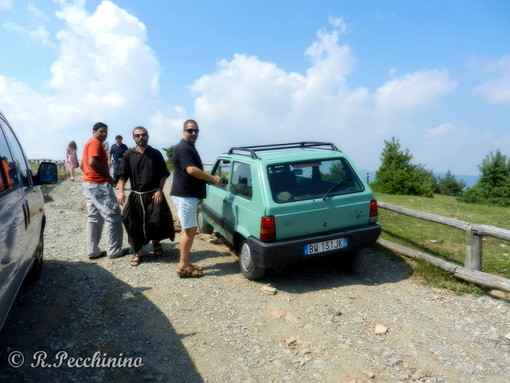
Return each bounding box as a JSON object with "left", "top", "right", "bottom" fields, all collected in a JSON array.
[{"left": 322, "top": 178, "right": 349, "bottom": 200}]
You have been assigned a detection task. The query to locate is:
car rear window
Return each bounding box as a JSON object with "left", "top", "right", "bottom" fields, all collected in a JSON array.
[{"left": 267, "top": 158, "right": 364, "bottom": 202}]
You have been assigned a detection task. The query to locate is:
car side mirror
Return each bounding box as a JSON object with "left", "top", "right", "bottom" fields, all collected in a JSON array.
[{"left": 35, "top": 161, "right": 58, "bottom": 185}]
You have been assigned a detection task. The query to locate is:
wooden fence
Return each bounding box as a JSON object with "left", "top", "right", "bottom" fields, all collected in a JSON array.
[{"left": 377, "top": 201, "right": 510, "bottom": 293}]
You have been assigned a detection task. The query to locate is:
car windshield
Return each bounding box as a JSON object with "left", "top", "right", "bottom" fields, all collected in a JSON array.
[{"left": 267, "top": 158, "right": 364, "bottom": 203}]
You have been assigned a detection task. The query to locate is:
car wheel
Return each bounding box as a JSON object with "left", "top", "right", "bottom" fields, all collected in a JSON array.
[
  {"left": 239, "top": 240, "right": 265, "bottom": 280},
  {"left": 197, "top": 210, "right": 213, "bottom": 234},
  {"left": 331, "top": 250, "right": 359, "bottom": 272},
  {"left": 28, "top": 233, "right": 44, "bottom": 282}
]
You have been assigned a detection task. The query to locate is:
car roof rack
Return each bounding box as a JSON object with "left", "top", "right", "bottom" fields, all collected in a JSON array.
[{"left": 227, "top": 141, "right": 340, "bottom": 159}]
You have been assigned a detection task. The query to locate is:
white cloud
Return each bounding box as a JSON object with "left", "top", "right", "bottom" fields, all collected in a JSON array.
[
  {"left": 474, "top": 55, "right": 510, "bottom": 104},
  {"left": 1, "top": 3, "right": 55, "bottom": 48},
  {"left": 190, "top": 19, "right": 371, "bottom": 163},
  {"left": 27, "top": 3, "right": 49, "bottom": 20},
  {"left": 189, "top": 20, "right": 460, "bottom": 170},
  {"left": 0, "top": 1, "right": 495, "bottom": 176},
  {"left": 374, "top": 69, "right": 457, "bottom": 113},
  {"left": 1, "top": 0, "right": 184, "bottom": 160},
  {"left": 426, "top": 123, "right": 456, "bottom": 137}
]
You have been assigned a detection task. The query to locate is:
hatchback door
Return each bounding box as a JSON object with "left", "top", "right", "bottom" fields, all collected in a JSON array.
[{"left": 265, "top": 157, "right": 372, "bottom": 239}]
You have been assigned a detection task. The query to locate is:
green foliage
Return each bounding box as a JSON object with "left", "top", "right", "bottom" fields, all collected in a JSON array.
[
  {"left": 375, "top": 192, "right": 510, "bottom": 291},
  {"left": 458, "top": 150, "right": 510, "bottom": 206},
  {"left": 412, "top": 259, "right": 486, "bottom": 295},
  {"left": 162, "top": 145, "right": 177, "bottom": 173},
  {"left": 435, "top": 170, "right": 466, "bottom": 196},
  {"left": 371, "top": 137, "right": 435, "bottom": 197}
]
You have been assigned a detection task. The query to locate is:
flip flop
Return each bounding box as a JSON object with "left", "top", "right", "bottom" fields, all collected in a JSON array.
[
  {"left": 130, "top": 255, "right": 142, "bottom": 267},
  {"left": 176, "top": 264, "right": 203, "bottom": 278}
]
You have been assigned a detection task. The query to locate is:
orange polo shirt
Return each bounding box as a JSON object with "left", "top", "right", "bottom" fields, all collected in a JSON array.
[{"left": 82, "top": 137, "right": 109, "bottom": 183}]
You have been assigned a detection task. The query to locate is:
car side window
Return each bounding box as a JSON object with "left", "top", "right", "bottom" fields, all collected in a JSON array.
[
  {"left": 230, "top": 162, "right": 252, "bottom": 199},
  {"left": 0, "top": 124, "right": 18, "bottom": 192},
  {"left": 0, "top": 118, "right": 30, "bottom": 188},
  {"left": 211, "top": 159, "right": 231, "bottom": 190}
]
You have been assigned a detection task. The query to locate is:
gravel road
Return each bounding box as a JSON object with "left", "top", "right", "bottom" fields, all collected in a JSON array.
[{"left": 1, "top": 175, "right": 509, "bottom": 383}]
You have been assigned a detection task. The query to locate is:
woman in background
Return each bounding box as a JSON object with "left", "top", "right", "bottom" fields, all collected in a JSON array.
[{"left": 65, "top": 141, "right": 79, "bottom": 181}]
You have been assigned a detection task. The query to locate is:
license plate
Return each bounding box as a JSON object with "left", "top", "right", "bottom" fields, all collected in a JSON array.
[{"left": 304, "top": 238, "right": 348, "bottom": 256}]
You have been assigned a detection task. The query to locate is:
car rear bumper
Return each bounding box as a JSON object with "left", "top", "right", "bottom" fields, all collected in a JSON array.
[{"left": 246, "top": 223, "right": 381, "bottom": 268}]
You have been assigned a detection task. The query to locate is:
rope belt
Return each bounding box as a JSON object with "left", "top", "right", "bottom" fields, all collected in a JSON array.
[{"left": 130, "top": 188, "right": 160, "bottom": 238}]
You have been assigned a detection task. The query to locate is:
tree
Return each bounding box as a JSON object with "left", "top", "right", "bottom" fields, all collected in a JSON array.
[
  {"left": 458, "top": 150, "right": 510, "bottom": 206},
  {"left": 162, "top": 145, "right": 177, "bottom": 173},
  {"left": 435, "top": 170, "right": 466, "bottom": 196},
  {"left": 371, "top": 137, "right": 435, "bottom": 197}
]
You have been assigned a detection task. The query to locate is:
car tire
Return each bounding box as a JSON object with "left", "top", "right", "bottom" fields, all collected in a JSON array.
[
  {"left": 331, "top": 250, "right": 359, "bottom": 272},
  {"left": 197, "top": 210, "right": 213, "bottom": 234},
  {"left": 27, "top": 232, "right": 44, "bottom": 282},
  {"left": 239, "top": 240, "right": 265, "bottom": 280}
]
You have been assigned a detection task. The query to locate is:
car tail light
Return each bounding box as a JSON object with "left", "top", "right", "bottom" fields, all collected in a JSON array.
[
  {"left": 260, "top": 216, "right": 276, "bottom": 242},
  {"left": 369, "top": 200, "right": 378, "bottom": 223}
]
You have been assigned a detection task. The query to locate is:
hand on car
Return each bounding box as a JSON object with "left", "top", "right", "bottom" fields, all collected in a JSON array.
[{"left": 211, "top": 175, "right": 222, "bottom": 187}]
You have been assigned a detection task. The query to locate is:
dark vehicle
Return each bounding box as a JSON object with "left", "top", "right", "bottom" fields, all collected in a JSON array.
[{"left": 0, "top": 111, "right": 58, "bottom": 329}]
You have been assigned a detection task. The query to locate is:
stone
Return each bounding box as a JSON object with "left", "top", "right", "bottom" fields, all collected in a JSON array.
[
  {"left": 374, "top": 324, "right": 388, "bottom": 335},
  {"left": 489, "top": 290, "right": 510, "bottom": 300},
  {"left": 267, "top": 310, "right": 287, "bottom": 319},
  {"left": 261, "top": 285, "right": 277, "bottom": 295}
]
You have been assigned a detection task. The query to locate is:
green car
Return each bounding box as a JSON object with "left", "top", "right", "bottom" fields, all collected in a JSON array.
[{"left": 198, "top": 142, "right": 381, "bottom": 280}]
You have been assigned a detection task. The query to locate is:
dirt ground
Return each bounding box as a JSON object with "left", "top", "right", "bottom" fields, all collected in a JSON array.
[{"left": 1, "top": 176, "right": 509, "bottom": 383}]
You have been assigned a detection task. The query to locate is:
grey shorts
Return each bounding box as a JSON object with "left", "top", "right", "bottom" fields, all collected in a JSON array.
[{"left": 171, "top": 196, "right": 199, "bottom": 229}]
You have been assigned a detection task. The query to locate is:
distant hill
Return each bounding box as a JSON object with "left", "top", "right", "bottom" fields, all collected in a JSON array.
[
  {"left": 453, "top": 174, "right": 479, "bottom": 188},
  {"left": 362, "top": 170, "right": 479, "bottom": 189}
]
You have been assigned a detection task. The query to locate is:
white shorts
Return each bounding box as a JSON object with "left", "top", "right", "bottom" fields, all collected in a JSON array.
[{"left": 171, "top": 196, "right": 199, "bottom": 229}]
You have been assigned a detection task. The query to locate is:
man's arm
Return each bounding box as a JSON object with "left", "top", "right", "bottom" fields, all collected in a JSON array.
[
  {"left": 185, "top": 166, "right": 222, "bottom": 186},
  {"left": 152, "top": 176, "right": 168, "bottom": 205},
  {"left": 89, "top": 156, "right": 114, "bottom": 183},
  {"left": 117, "top": 177, "right": 127, "bottom": 205}
]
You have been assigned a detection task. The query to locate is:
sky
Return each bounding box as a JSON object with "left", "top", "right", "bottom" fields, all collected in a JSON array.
[{"left": 0, "top": 0, "right": 509, "bottom": 177}]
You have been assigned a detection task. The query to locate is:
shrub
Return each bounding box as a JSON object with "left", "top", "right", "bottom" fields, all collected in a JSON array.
[{"left": 371, "top": 137, "right": 435, "bottom": 197}]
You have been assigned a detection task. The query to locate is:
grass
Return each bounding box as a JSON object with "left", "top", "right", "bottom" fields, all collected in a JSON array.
[{"left": 374, "top": 192, "right": 510, "bottom": 294}]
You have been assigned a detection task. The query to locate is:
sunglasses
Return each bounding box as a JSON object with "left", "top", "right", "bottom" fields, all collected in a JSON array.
[
  {"left": 185, "top": 128, "right": 199, "bottom": 134},
  {"left": 133, "top": 133, "right": 148, "bottom": 138}
]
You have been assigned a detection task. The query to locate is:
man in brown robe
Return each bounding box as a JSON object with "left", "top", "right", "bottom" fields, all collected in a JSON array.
[{"left": 116, "top": 126, "right": 175, "bottom": 266}]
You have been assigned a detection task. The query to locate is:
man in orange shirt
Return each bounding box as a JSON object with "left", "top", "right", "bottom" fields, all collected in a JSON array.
[{"left": 82, "top": 122, "right": 125, "bottom": 259}]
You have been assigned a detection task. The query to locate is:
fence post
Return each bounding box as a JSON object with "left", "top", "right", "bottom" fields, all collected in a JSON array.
[{"left": 465, "top": 224, "right": 482, "bottom": 271}]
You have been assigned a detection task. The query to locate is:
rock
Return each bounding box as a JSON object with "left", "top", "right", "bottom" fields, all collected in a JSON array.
[
  {"left": 261, "top": 285, "right": 277, "bottom": 295},
  {"left": 489, "top": 290, "right": 510, "bottom": 300},
  {"left": 363, "top": 370, "right": 376, "bottom": 378},
  {"left": 374, "top": 324, "right": 388, "bottom": 335},
  {"left": 267, "top": 310, "right": 286, "bottom": 319}
]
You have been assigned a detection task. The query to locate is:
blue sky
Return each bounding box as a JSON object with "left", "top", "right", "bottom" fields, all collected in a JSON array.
[{"left": 0, "top": 0, "right": 509, "bottom": 176}]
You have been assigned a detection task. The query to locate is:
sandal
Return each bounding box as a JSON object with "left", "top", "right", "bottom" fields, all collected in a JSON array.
[
  {"left": 176, "top": 264, "right": 203, "bottom": 278},
  {"left": 130, "top": 255, "right": 143, "bottom": 267},
  {"left": 153, "top": 243, "right": 163, "bottom": 258}
]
